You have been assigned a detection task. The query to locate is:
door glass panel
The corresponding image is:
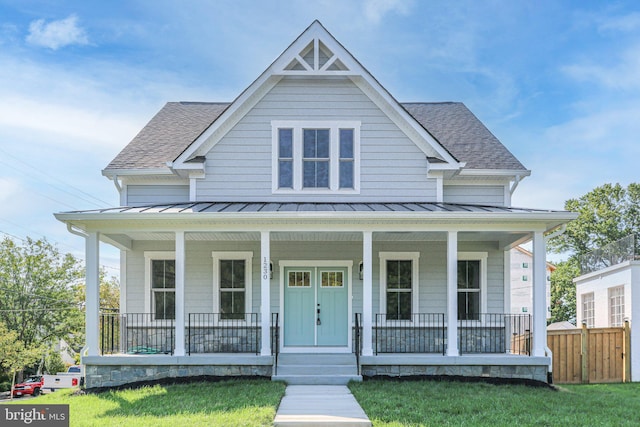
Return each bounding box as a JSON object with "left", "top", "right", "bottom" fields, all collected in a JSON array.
[
  {"left": 321, "top": 271, "right": 343, "bottom": 287},
  {"left": 288, "top": 271, "right": 311, "bottom": 287}
]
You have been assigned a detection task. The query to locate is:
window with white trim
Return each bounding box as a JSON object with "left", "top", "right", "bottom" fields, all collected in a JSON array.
[
  {"left": 272, "top": 121, "right": 360, "bottom": 193},
  {"left": 582, "top": 292, "right": 594, "bottom": 328},
  {"left": 145, "top": 252, "right": 176, "bottom": 320},
  {"left": 212, "top": 252, "right": 253, "bottom": 320},
  {"left": 609, "top": 286, "right": 624, "bottom": 327},
  {"left": 457, "top": 252, "right": 487, "bottom": 321},
  {"left": 379, "top": 252, "right": 419, "bottom": 321}
]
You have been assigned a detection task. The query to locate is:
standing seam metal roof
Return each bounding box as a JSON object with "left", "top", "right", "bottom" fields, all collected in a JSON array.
[{"left": 62, "top": 201, "right": 562, "bottom": 215}]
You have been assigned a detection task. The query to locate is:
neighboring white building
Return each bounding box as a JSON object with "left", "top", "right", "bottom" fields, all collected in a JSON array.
[
  {"left": 574, "top": 260, "right": 640, "bottom": 381},
  {"left": 510, "top": 246, "right": 555, "bottom": 319}
]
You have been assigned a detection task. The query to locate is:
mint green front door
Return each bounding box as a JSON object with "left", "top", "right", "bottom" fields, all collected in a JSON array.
[{"left": 284, "top": 267, "right": 349, "bottom": 348}]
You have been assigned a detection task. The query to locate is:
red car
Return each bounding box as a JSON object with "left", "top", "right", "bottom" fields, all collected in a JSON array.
[{"left": 12, "top": 375, "right": 44, "bottom": 397}]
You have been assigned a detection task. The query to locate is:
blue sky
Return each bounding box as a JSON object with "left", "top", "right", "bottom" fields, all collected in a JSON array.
[{"left": 0, "top": 0, "right": 639, "bottom": 272}]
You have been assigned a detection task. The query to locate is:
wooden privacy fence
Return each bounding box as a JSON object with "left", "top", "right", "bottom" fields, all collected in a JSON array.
[{"left": 547, "top": 322, "right": 631, "bottom": 384}]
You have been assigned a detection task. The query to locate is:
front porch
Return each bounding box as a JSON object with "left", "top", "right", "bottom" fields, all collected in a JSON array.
[{"left": 85, "top": 310, "right": 545, "bottom": 388}]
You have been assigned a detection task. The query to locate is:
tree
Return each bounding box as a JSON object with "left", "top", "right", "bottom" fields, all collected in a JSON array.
[
  {"left": 70, "top": 269, "right": 120, "bottom": 350},
  {"left": 0, "top": 237, "right": 84, "bottom": 368},
  {"left": 549, "top": 260, "right": 580, "bottom": 324},
  {"left": 547, "top": 183, "right": 640, "bottom": 323},
  {"left": 549, "top": 183, "right": 640, "bottom": 257},
  {"left": 0, "top": 321, "right": 42, "bottom": 400}
]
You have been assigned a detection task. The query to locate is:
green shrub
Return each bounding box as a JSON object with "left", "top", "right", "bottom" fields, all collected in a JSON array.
[{"left": 0, "top": 381, "right": 11, "bottom": 392}]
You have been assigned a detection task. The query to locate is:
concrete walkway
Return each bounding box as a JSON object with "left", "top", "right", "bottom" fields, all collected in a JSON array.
[{"left": 274, "top": 385, "right": 371, "bottom": 427}]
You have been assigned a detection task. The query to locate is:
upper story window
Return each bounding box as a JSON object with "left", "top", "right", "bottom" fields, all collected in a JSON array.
[{"left": 272, "top": 121, "right": 360, "bottom": 193}]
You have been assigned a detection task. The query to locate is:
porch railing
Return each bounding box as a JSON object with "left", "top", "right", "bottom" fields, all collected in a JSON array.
[
  {"left": 458, "top": 313, "right": 531, "bottom": 355},
  {"left": 374, "top": 313, "right": 446, "bottom": 355},
  {"left": 188, "top": 313, "right": 260, "bottom": 355},
  {"left": 354, "top": 313, "right": 362, "bottom": 374},
  {"left": 100, "top": 312, "right": 175, "bottom": 355}
]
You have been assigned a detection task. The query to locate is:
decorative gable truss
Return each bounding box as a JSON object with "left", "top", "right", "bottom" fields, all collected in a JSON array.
[
  {"left": 170, "top": 21, "right": 463, "bottom": 183},
  {"left": 280, "top": 37, "right": 350, "bottom": 74}
]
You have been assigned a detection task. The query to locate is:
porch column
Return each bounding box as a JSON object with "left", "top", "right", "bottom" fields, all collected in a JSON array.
[
  {"left": 446, "top": 231, "right": 459, "bottom": 356},
  {"left": 532, "top": 231, "right": 546, "bottom": 357},
  {"left": 260, "top": 231, "right": 271, "bottom": 356},
  {"left": 174, "top": 231, "right": 186, "bottom": 356},
  {"left": 362, "top": 231, "right": 373, "bottom": 356},
  {"left": 85, "top": 232, "right": 100, "bottom": 357}
]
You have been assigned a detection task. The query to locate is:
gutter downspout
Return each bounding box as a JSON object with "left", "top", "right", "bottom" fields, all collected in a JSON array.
[{"left": 542, "top": 224, "right": 567, "bottom": 383}]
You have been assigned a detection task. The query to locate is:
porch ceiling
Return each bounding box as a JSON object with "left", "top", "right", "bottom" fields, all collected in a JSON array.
[{"left": 100, "top": 230, "right": 531, "bottom": 251}]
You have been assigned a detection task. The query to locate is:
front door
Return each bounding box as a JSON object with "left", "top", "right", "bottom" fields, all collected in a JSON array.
[{"left": 283, "top": 267, "right": 349, "bottom": 348}]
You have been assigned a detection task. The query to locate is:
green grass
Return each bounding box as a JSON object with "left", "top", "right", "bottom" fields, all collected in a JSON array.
[
  {"left": 349, "top": 380, "right": 640, "bottom": 426},
  {"left": 5, "top": 379, "right": 286, "bottom": 427}
]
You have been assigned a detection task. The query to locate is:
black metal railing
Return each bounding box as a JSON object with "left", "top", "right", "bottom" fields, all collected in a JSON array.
[
  {"left": 458, "top": 313, "right": 531, "bottom": 355},
  {"left": 188, "top": 313, "right": 260, "bottom": 355},
  {"left": 354, "top": 313, "right": 362, "bottom": 375},
  {"left": 374, "top": 313, "right": 446, "bottom": 355},
  {"left": 100, "top": 312, "right": 175, "bottom": 355},
  {"left": 100, "top": 311, "right": 122, "bottom": 355},
  {"left": 271, "top": 313, "right": 279, "bottom": 375}
]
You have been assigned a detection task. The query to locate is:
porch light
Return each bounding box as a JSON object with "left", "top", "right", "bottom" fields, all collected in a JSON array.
[
  {"left": 359, "top": 261, "right": 363, "bottom": 280},
  {"left": 270, "top": 261, "right": 273, "bottom": 279}
]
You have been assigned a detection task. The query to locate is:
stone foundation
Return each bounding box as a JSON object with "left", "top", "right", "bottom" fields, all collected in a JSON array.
[
  {"left": 361, "top": 364, "right": 548, "bottom": 383},
  {"left": 85, "top": 363, "right": 272, "bottom": 389}
]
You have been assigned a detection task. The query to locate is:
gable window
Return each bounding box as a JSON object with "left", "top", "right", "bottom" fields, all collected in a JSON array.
[
  {"left": 272, "top": 121, "right": 360, "bottom": 193},
  {"left": 213, "top": 252, "right": 253, "bottom": 320},
  {"left": 145, "top": 252, "right": 176, "bottom": 320},
  {"left": 379, "top": 252, "right": 419, "bottom": 321},
  {"left": 582, "top": 292, "right": 594, "bottom": 328},
  {"left": 609, "top": 286, "right": 624, "bottom": 327},
  {"left": 457, "top": 253, "right": 487, "bottom": 321}
]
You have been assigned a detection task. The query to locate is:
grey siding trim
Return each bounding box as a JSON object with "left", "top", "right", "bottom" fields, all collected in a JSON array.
[
  {"left": 127, "top": 185, "right": 190, "bottom": 206},
  {"left": 197, "top": 78, "right": 438, "bottom": 202},
  {"left": 443, "top": 185, "right": 506, "bottom": 206}
]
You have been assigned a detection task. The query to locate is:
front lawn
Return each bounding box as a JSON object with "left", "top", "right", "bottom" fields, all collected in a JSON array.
[
  {"left": 350, "top": 380, "right": 640, "bottom": 426},
  {"left": 4, "top": 379, "right": 286, "bottom": 427}
]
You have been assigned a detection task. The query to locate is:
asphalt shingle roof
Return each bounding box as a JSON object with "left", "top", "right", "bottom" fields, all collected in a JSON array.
[{"left": 104, "top": 101, "right": 526, "bottom": 172}]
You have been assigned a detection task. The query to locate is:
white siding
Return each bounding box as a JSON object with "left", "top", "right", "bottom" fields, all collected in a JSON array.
[
  {"left": 443, "top": 185, "right": 506, "bottom": 206},
  {"left": 197, "top": 77, "right": 438, "bottom": 202},
  {"left": 127, "top": 185, "right": 189, "bottom": 206}
]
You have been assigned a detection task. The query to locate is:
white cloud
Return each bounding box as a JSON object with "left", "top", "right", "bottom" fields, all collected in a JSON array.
[
  {"left": 562, "top": 44, "right": 640, "bottom": 91},
  {"left": 598, "top": 12, "right": 640, "bottom": 32},
  {"left": 363, "top": 0, "right": 412, "bottom": 24},
  {"left": 26, "top": 14, "right": 89, "bottom": 50}
]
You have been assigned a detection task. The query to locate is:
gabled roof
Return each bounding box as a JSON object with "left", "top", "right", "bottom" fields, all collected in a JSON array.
[
  {"left": 104, "top": 101, "right": 526, "bottom": 172},
  {"left": 103, "top": 21, "right": 527, "bottom": 177},
  {"left": 403, "top": 103, "right": 526, "bottom": 171},
  {"left": 105, "top": 102, "right": 229, "bottom": 172}
]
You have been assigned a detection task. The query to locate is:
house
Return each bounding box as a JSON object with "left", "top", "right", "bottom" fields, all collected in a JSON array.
[
  {"left": 55, "top": 21, "right": 576, "bottom": 388},
  {"left": 510, "top": 246, "right": 555, "bottom": 318},
  {"left": 574, "top": 235, "right": 639, "bottom": 381}
]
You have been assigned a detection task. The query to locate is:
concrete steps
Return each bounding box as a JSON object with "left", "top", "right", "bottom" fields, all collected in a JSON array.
[{"left": 273, "top": 353, "right": 362, "bottom": 385}]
